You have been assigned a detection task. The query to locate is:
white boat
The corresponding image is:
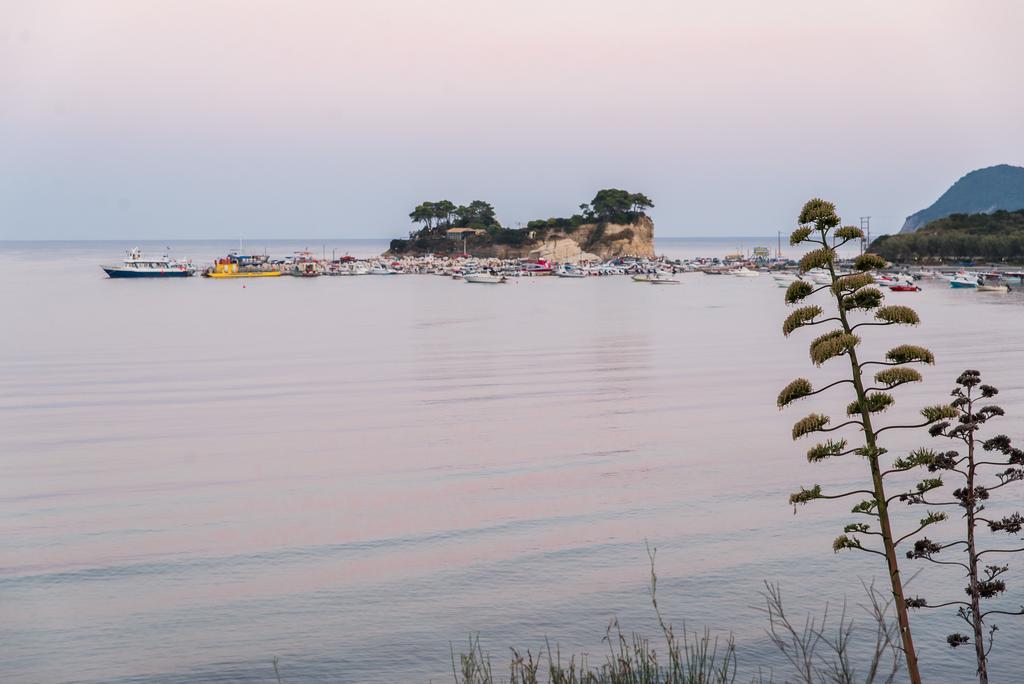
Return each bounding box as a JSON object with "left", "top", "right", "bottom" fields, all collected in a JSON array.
[
  {"left": 101, "top": 248, "right": 195, "bottom": 278},
  {"left": 368, "top": 265, "right": 399, "bottom": 275},
  {"left": 556, "top": 265, "right": 587, "bottom": 278},
  {"left": 772, "top": 273, "right": 799, "bottom": 287},
  {"left": 877, "top": 273, "right": 915, "bottom": 288},
  {"left": 632, "top": 273, "right": 653, "bottom": 282},
  {"left": 804, "top": 268, "right": 832, "bottom": 285},
  {"left": 647, "top": 271, "right": 680, "bottom": 284},
  {"left": 730, "top": 266, "right": 759, "bottom": 277},
  {"left": 911, "top": 269, "right": 941, "bottom": 279},
  {"left": 977, "top": 283, "right": 1011, "bottom": 293},
  {"left": 464, "top": 272, "right": 507, "bottom": 284}
]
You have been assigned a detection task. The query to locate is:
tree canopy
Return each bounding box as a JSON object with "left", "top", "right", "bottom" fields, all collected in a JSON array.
[
  {"left": 409, "top": 199, "right": 501, "bottom": 233},
  {"left": 588, "top": 189, "right": 654, "bottom": 223}
]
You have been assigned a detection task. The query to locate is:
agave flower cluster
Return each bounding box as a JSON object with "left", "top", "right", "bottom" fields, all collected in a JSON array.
[{"left": 777, "top": 198, "right": 960, "bottom": 684}]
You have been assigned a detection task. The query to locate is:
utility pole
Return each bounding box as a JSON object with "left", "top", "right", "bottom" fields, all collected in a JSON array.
[{"left": 860, "top": 217, "right": 871, "bottom": 254}]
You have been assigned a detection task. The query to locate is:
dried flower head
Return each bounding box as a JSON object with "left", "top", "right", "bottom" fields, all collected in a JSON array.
[
  {"left": 875, "top": 305, "right": 920, "bottom": 326},
  {"left": 798, "top": 198, "right": 839, "bottom": 227},
  {"left": 853, "top": 253, "right": 888, "bottom": 271},
  {"left": 792, "top": 413, "right": 830, "bottom": 440},
  {"left": 809, "top": 330, "right": 860, "bottom": 366},
  {"left": 777, "top": 378, "right": 813, "bottom": 408},
  {"left": 886, "top": 345, "right": 935, "bottom": 365},
  {"left": 874, "top": 367, "right": 923, "bottom": 388},
  {"left": 785, "top": 279, "right": 814, "bottom": 304},
  {"left": 799, "top": 247, "right": 836, "bottom": 274}
]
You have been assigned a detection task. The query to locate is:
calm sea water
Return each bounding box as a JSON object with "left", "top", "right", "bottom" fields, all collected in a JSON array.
[{"left": 2, "top": 239, "right": 1022, "bottom": 683}]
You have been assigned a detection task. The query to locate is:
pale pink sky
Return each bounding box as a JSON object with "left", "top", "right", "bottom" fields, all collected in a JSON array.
[{"left": 2, "top": 1, "right": 1022, "bottom": 238}]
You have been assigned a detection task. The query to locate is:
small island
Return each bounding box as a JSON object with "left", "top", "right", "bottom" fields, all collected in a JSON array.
[{"left": 387, "top": 189, "right": 656, "bottom": 261}]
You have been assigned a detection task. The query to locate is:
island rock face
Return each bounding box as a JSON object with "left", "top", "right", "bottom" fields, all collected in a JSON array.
[
  {"left": 900, "top": 164, "right": 1024, "bottom": 233},
  {"left": 387, "top": 216, "right": 655, "bottom": 261}
]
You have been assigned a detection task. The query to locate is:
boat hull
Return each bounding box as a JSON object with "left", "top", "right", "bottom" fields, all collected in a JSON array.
[
  {"left": 204, "top": 271, "right": 281, "bottom": 278},
  {"left": 103, "top": 268, "right": 193, "bottom": 278},
  {"left": 464, "top": 274, "right": 506, "bottom": 284}
]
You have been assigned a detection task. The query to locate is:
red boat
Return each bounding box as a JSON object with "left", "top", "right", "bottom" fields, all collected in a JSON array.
[
  {"left": 889, "top": 284, "right": 921, "bottom": 292},
  {"left": 519, "top": 259, "right": 554, "bottom": 275}
]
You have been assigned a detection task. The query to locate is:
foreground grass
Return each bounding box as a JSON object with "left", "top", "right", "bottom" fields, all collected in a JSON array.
[
  {"left": 452, "top": 625, "right": 738, "bottom": 684},
  {"left": 449, "top": 546, "right": 902, "bottom": 684}
]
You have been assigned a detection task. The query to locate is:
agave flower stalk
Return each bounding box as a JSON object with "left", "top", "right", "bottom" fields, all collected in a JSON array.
[
  {"left": 899, "top": 371, "right": 1024, "bottom": 684},
  {"left": 779, "top": 198, "right": 952, "bottom": 684}
]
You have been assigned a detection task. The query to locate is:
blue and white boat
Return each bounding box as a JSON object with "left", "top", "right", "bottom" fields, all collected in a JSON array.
[
  {"left": 101, "top": 248, "right": 195, "bottom": 278},
  {"left": 949, "top": 271, "right": 980, "bottom": 288}
]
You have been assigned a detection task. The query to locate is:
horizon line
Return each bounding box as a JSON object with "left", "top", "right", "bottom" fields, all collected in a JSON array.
[{"left": 0, "top": 234, "right": 891, "bottom": 243}]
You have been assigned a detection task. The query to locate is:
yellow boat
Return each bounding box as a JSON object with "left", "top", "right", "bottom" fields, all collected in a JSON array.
[{"left": 204, "top": 254, "right": 282, "bottom": 278}]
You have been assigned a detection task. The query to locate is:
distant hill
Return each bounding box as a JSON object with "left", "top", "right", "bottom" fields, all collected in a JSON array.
[{"left": 900, "top": 164, "right": 1024, "bottom": 233}]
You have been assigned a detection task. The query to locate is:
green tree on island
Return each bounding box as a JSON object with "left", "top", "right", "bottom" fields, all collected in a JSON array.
[
  {"left": 409, "top": 201, "right": 440, "bottom": 232},
  {"left": 588, "top": 189, "right": 654, "bottom": 223},
  {"left": 453, "top": 200, "right": 499, "bottom": 229},
  {"left": 780, "top": 198, "right": 960, "bottom": 684},
  {"left": 409, "top": 199, "right": 501, "bottom": 236}
]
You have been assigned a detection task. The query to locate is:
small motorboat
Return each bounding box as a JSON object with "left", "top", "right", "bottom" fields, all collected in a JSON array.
[
  {"left": 803, "top": 268, "right": 832, "bottom": 285},
  {"left": 977, "top": 283, "right": 1011, "bottom": 293},
  {"left": 949, "top": 274, "right": 979, "bottom": 289},
  {"left": 730, "top": 266, "right": 759, "bottom": 277},
  {"left": 911, "top": 269, "right": 941, "bottom": 279},
  {"left": 464, "top": 272, "right": 507, "bottom": 284},
  {"left": 772, "top": 273, "right": 798, "bottom": 287},
  {"left": 889, "top": 284, "right": 921, "bottom": 292},
  {"left": 877, "top": 273, "right": 915, "bottom": 288},
  {"left": 647, "top": 271, "right": 681, "bottom": 284},
  {"left": 556, "top": 265, "right": 587, "bottom": 278}
]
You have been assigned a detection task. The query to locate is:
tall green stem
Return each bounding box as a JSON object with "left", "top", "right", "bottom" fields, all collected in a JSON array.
[{"left": 826, "top": 251, "right": 922, "bottom": 684}]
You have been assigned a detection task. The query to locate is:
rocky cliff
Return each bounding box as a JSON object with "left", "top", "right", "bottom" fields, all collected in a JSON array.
[
  {"left": 387, "top": 216, "right": 656, "bottom": 261},
  {"left": 900, "top": 164, "right": 1024, "bottom": 233}
]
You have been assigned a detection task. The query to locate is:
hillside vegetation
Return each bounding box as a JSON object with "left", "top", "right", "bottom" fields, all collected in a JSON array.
[{"left": 872, "top": 208, "right": 1024, "bottom": 262}]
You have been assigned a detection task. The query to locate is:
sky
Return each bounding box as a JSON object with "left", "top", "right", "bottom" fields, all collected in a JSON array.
[{"left": 1, "top": 0, "right": 1023, "bottom": 240}]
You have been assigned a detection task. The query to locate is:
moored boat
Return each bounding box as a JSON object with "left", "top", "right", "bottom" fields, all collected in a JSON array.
[
  {"left": 102, "top": 248, "right": 195, "bottom": 278},
  {"left": 204, "top": 253, "right": 281, "bottom": 278},
  {"left": 804, "top": 268, "right": 832, "bottom": 285},
  {"left": 647, "top": 271, "right": 680, "bottom": 284},
  {"left": 519, "top": 259, "right": 554, "bottom": 276},
  {"left": 729, "top": 266, "right": 759, "bottom": 277},
  {"left": 284, "top": 251, "right": 326, "bottom": 277},
  {"left": 464, "top": 272, "right": 507, "bottom": 284},
  {"left": 950, "top": 274, "right": 979, "bottom": 288},
  {"left": 556, "top": 265, "right": 587, "bottom": 278}
]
